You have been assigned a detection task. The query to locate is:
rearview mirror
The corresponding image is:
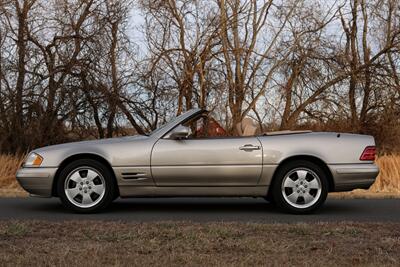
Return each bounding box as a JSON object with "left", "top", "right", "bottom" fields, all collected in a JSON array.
[{"left": 167, "top": 125, "right": 191, "bottom": 139}]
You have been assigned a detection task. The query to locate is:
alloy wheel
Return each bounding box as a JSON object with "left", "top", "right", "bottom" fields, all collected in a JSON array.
[
  {"left": 281, "top": 168, "right": 322, "bottom": 209},
  {"left": 64, "top": 167, "right": 106, "bottom": 209}
]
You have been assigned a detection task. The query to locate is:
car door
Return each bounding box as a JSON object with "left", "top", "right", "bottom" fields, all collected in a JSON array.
[{"left": 151, "top": 137, "right": 263, "bottom": 186}]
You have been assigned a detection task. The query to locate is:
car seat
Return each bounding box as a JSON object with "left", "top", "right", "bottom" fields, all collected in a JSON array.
[{"left": 236, "top": 117, "right": 257, "bottom": 136}]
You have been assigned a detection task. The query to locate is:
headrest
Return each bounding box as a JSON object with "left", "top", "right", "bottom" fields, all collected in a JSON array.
[{"left": 236, "top": 117, "right": 257, "bottom": 136}]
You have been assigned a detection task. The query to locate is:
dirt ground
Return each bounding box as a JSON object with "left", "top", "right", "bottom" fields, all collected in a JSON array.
[{"left": 0, "top": 221, "right": 399, "bottom": 266}]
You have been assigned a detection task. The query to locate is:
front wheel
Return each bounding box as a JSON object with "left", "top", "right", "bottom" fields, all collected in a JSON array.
[
  {"left": 271, "top": 160, "right": 328, "bottom": 214},
  {"left": 57, "top": 159, "right": 116, "bottom": 213}
]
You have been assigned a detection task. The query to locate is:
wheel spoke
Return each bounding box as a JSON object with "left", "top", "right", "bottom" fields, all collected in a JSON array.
[
  {"left": 92, "top": 184, "right": 104, "bottom": 195},
  {"left": 283, "top": 177, "right": 296, "bottom": 188},
  {"left": 287, "top": 191, "right": 299, "bottom": 203},
  {"left": 66, "top": 187, "right": 80, "bottom": 198},
  {"left": 86, "top": 170, "right": 99, "bottom": 181},
  {"left": 69, "top": 172, "right": 82, "bottom": 183},
  {"left": 303, "top": 192, "right": 315, "bottom": 204},
  {"left": 296, "top": 170, "right": 308, "bottom": 180},
  {"left": 308, "top": 178, "right": 320, "bottom": 189},
  {"left": 82, "top": 194, "right": 93, "bottom": 205}
]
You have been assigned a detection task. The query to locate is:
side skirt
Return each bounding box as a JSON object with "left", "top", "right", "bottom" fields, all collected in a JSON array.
[{"left": 119, "top": 186, "right": 269, "bottom": 198}]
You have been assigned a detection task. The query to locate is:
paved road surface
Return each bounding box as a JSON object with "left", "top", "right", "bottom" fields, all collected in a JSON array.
[{"left": 0, "top": 197, "right": 399, "bottom": 223}]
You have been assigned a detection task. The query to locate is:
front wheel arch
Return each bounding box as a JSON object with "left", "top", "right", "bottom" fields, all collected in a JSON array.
[{"left": 52, "top": 154, "right": 119, "bottom": 198}]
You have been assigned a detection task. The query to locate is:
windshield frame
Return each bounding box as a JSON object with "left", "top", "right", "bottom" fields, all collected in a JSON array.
[{"left": 149, "top": 108, "right": 204, "bottom": 139}]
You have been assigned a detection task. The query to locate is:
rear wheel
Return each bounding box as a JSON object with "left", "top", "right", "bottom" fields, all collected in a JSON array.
[
  {"left": 271, "top": 160, "right": 328, "bottom": 214},
  {"left": 57, "top": 159, "right": 116, "bottom": 213}
]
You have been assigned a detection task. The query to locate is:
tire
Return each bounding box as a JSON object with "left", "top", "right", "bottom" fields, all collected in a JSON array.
[
  {"left": 271, "top": 160, "right": 328, "bottom": 214},
  {"left": 264, "top": 195, "right": 275, "bottom": 205},
  {"left": 57, "top": 159, "right": 116, "bottom": 213}
]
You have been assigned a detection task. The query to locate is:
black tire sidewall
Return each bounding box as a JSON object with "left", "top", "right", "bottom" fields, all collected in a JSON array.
[
  {"left": 272, "top": 160, "right": 328, "bottom": 214},
  {"left": 57, "top": 159, "right": 116, "bottom": 213}
]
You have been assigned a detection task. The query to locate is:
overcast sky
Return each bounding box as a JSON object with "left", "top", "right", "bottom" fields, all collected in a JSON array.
[{"left": 128, "top": 7, "right": 147, "bottom": 54}]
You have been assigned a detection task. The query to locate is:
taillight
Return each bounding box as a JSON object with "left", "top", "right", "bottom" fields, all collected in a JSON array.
[{"left": 360, "top": 146, "right": 376, "bottom": 161}]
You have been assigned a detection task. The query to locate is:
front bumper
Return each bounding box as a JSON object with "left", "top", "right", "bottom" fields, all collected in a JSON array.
[
  {"left": 16, "top": 167, "right": 58, "bottom": 197},
  {"left": 329, "top": 163, "right": 379, "bottom": 192}
]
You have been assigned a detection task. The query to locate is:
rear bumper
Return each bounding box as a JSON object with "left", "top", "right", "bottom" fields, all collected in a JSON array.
[
  {"left": 16, "top": 167, "right": 58, "bottom": 197},
  {"left": 328, "top": 163, "right": 379, "bottom": 192}
]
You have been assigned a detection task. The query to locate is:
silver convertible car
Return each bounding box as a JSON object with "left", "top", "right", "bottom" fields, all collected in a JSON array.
[{"left": 16, "top": 108, "right": 379, "bottom": 214}]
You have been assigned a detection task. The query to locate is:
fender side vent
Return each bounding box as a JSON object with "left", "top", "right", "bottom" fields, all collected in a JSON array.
[{"left": 121, "top": 172, "right": 147, "bottom": 180}]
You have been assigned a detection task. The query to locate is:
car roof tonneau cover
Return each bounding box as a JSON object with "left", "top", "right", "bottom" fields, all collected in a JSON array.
[{"left": 262, "top": 130, "right": 312, "bottom": 136}]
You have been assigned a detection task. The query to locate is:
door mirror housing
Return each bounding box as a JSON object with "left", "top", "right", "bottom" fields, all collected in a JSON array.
[{"left": 167, "top": 125, "right": 191, "bottom": 139}]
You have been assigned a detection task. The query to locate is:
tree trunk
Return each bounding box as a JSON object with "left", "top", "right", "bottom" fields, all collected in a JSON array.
[{"left": 14, "top": 1, "right": 30, "bottom": 149}]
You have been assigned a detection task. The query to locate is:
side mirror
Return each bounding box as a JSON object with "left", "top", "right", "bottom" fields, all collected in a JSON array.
[{"left": 167, "top": 125, "right": 191, "bottom": 139}]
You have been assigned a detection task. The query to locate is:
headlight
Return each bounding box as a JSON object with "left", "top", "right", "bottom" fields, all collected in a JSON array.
[{"left": 24, "top": 153, "right": 43, "bottom": 167}]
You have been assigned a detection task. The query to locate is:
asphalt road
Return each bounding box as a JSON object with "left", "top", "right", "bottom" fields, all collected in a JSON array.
[{"left": 0, "top": 197, "right": 399, "bottom": 223}]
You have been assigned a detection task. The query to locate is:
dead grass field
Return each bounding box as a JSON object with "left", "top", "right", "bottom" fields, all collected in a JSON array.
[
  {"left": 0, "top": 221, "right": 399, "bottom": 266},
  {"left": 371, "top": 155, "right": 400, "bottom": 193},
  {"left": 0, "top": 154, "right": 27, "bottom": 197},
  {"left": 0, "top": 154, "right": 399, "bottom": 198}
]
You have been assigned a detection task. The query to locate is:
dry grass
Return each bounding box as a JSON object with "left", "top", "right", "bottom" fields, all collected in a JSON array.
[
  {"left": 0, "top": 154, "right": 27, "bottom": 196},
  {"left": 371, "top": 155, "right": 400, "bottom": 193},
  {"left": 0, "top": 154, "right": 24, "bottom": 188},
  {"left": 0, "top": 154, "right": 399, "bottom": 198},
  {"left": 0, "top": 220, "right": 399, "bottom": 266}
]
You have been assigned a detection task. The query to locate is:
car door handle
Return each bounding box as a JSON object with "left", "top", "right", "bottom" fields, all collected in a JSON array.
[{"left": 239, "top": 144, "right": 260, "bottom": 151}]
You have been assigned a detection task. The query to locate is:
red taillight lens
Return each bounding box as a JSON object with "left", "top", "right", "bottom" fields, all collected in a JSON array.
[{"left": 360, "top": 146, "right": 376, "bottom": 161}]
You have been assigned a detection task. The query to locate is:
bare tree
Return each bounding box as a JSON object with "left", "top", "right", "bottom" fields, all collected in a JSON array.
[
  {"left": 217, "top": 0, "right": 300, "bottom": 133},
  {"left": 139, "top": 0, "right": 221, "bottom": 116},
  {"left": 0, "top": 0, "right": 400, "bottom": 153}
]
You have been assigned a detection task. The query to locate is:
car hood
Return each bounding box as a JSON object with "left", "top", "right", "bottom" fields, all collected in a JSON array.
[{"left": 33, "top": 135, "right": 149, "bottom": 154}]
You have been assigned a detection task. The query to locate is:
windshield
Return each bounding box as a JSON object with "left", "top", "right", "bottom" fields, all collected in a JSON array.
[{"left": 149, "top": 111, "right": 196, "bottom": 137}]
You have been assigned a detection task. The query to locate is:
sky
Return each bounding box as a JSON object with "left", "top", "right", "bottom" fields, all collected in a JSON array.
[{"left": 128, "top": 7, "right": 147, "bottom": 54}]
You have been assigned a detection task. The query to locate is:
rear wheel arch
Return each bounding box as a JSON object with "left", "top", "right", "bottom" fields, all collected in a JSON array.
[
  {"left": 52, "top": 153, "right": 119, "bottom": 197},
  {"left": 267, "top": 155, "right": 334, "bottom": 199}
]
